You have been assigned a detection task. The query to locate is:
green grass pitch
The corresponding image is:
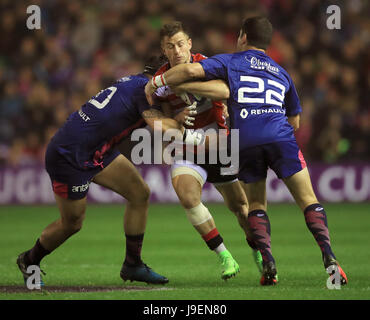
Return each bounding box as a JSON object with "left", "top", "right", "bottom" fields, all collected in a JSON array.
[{"left": 0, "top": 203, "right": 369, "bottom": 300}]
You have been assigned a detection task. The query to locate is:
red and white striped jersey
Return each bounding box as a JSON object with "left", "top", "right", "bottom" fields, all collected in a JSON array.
[{"left": 154, "top": 53, "right": 228, "bottom": 131}]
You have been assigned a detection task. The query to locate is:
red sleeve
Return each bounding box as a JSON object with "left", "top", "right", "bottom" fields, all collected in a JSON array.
[
  {"left": 192, "top": 53, "right": 208, "bottom": 62},
  {"left": 154, "top": 63, "right": 170, "bottom": 76}
]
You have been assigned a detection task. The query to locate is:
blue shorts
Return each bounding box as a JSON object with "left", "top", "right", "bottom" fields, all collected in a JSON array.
[
  {"left": 238, "top": 140, "right": 306, "bottom": 183},
  {"left": 45, "top": 142, "right": 120, "bottom": 200}
]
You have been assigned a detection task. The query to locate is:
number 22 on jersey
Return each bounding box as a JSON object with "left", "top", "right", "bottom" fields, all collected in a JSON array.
[{"left": 237, "top": 76, "right": 286, "bottom": 107}]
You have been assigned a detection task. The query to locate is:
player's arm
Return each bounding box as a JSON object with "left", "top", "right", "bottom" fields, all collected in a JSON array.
[
  {"left": 160, "top": 101, "right": 173, "bottom": 118},
  {"left": 159, "top": 98, "right": 196, "bottom": 127},
  {"left": 144, "top": 90, "right": 185, "bottom": 130},
  {"left": 171, "top": 79, "right": 230, "bottom": 100},
  {"left": 141, "top": 108, "right": 204, "bottom": 146},
  {"left": 146, "top": 54, "right": 230, "bottom": 105},
  {"left": 145, "top": 63, "right": 205, "bottom": 105},
  {"left": 287, "top": 114, "right": 300, "bottom": 131},
  {"left": 284, "top": 76, "right": 302, "bottom": 131},
  {"left": 141, "top": 108, "right": 182, "bottom": 132}
]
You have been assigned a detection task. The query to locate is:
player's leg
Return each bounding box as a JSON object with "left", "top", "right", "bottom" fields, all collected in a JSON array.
[
  {"left": 17, "top": 194, "right": 87, "bottom": 286},
  {"left": 93, "top": 154, "right": 149, "bottom": 237},
  {"left": 271, "top": 140, "right": 347, "bottom": 284},
  {"left": 214, "top": 180, "right": 249, "bottom": 237},
  {"left": 282, "top": 167, "right": 347, "bottom": 284},
  {"left": 215, "top": 180, "right": 263, "bottom": 273},
  {"left": 17, "top": 142, "right": 91, "bottom": 286},
  {"left": 240, "top": 179, "right": 277, "bottom": 285},
  {"left": 282, "top": 167, "right": 317, "bottom": 211},
  {"left": 42, "top": 195, "right": 87, "bottom": 252},
  {"left": 91, "top": 154, "right": 168, "bottom": 284},
  {"left": 238, "top": 145, "right": 278, "bottom": 285},
  {"left": 171, "top": 164, "right": 239, "bottom": 280},
  {"left": 172, "top": 174, "right": 213, "bottom": 234},
  {"left": 215, "top": 180, "right": 258, "bottom": 276},
  {"left": 241, "top": 178, "right": 268, "bottom": 255}
]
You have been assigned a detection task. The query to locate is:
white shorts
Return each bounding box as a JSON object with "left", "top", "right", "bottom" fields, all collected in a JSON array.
[{"left": 171, "top": 159, "right": 238, "bottom": 187}]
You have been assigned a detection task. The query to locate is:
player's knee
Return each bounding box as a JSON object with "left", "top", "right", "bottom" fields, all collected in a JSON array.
[
  {"left": 62, "top": 218, "right": 84, "bottom": 235},
  {"left": 185, "top": 203, "right": 212, "bottom": 226},
  {"left": 62, "top": 213, "right": 85, "bottom": 235},
  {"left": 68, "top": 221, "right": 83, "bottom": 234},
  {"left": 138, "top": 183, "right": 150, "bottom": 202},
  {"left": 127, "top": 182, "right": 150, "bottom": 204},
  {"left": 235, "top": 208, "right": 249, "bottom": 224},
  {"left": 227, "top": 197, "right": 248, "bottom": 216},
  {"left": 179, "top": 193, "right": 200, "bottom": 210}
]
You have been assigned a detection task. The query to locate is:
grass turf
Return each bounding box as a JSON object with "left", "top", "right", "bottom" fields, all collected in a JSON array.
[{"left": 0, "top": 203, "right": 369, "bottom": 300}]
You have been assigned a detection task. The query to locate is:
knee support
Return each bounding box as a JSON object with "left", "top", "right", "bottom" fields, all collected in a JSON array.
[{"left": 185, "top": 203, "right": 212, "bottom": 226}]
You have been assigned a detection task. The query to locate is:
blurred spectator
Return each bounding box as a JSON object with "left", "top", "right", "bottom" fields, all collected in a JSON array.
[{"left": 0, "top": 0, "right": 369, "bottom": 167}]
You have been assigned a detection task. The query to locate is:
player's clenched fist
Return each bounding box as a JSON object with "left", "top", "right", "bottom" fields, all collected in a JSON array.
[{"left": 145, "top": 73, "right": 169, "bottom": 105}]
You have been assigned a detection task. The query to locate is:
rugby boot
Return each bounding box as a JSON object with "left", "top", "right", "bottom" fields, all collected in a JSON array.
[
  {"left": 219, "top": 250, "right": 240, "bottom": 280},
  {"left": 323, "top": 254, "right": 347, "bottom": 286},
  {"left": 16, "top": 251, "right": 45, "bottom": 288},
  {"left": 260, "top": 260, "right": 278, "bottom": 286},
  {"left": 120, "top": 262, "right": 169, "bottom": 284}
]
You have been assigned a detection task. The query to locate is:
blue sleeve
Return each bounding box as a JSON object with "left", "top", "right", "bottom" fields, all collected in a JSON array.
[
  {"left": 284, "top": 76, "right": 302, "bottom": 116},
  {"left": 134, "top": 89, "right": 153, "bottom": 114},
  {"left": 198, "top": 54, "right": 232, "bottom": 81},
  {"left": 136, "top": 94, "right": 162, "bottom": 114},
  {"left": 134, "top": 81, "right": 162, "bottom": 114}
]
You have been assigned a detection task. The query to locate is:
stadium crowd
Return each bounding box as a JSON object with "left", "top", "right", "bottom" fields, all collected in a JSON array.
[{"left": 0, "top": 0, "right": 369, "bottom": 166}]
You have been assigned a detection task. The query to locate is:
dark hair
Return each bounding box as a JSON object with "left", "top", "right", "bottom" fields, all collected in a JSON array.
[
  {"left": 143, "top": 55, "right": 166, "bottom": 75},
  {"left": 160, "top": 21, "right": 189, "bottom": 42},
  {"left": 241, "top": 16, "right": 273, "bottom": 50}
]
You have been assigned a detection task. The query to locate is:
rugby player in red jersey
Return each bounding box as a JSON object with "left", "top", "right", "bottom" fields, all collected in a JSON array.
[
  {"left": 153, "top": 22, "right": 255, "bottom": 280},
  {"left": 146, "top": 17, "right": 348, "bottom": 287}
]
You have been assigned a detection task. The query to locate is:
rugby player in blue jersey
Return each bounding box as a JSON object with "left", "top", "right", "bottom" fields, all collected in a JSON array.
[
  {"left": 145, "top": 17, "right": 348, "bottom": 286},
  {"left": 16, "top": 57, "right": 204, "bottom": 287}
]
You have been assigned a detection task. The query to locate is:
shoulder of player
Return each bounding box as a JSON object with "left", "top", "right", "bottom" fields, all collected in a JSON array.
[
  {"left": 115, "top": 74, "right": 146, "bottom": 86},
  {"left": 118, "top": 74, "right": 148, "bottom": 98},
  {"left": 242, "top": 51, "right": 293, "bottom": 84},
  {"left": 271, "top": 62, "right": 293, "bottom": 85},
  {"left": 210, "top": 52, "right": 234, "bottom": 62},
  {"left": 192, "top": 52, "right": 233, "bottom": 62}
]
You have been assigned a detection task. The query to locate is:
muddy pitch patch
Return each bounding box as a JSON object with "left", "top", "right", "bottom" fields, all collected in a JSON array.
[{"left": 0, "top": 285, "right": 173, "bottom": 293}]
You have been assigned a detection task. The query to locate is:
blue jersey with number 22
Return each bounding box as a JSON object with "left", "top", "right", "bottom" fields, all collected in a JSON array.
[{"left": 199, "top": 50, "right": 302, "bottom": 150}]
